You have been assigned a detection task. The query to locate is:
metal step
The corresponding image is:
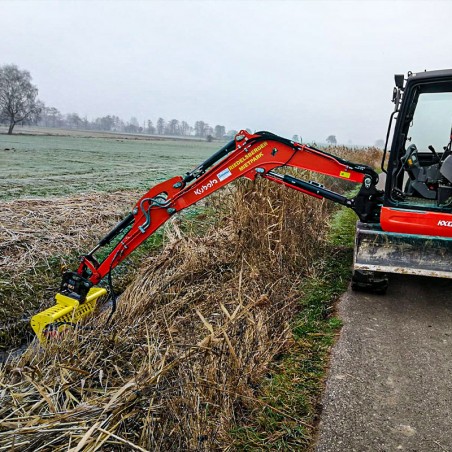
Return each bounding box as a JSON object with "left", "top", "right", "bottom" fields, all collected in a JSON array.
[{"left": 354, "top": 222, "right": 452, "bottom": 279}]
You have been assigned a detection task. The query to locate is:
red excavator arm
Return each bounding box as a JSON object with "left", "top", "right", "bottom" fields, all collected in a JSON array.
[
  {"left": 31, "top": 130, "right": 382, "bottom": 341},
  {"left": 78, "top": 130, "right": 381, "bottom": 285}
]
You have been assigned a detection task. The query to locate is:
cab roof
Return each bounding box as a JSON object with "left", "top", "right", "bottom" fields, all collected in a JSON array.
[{"left": 407, "top": 69, "right": 452, "bottom": 82}]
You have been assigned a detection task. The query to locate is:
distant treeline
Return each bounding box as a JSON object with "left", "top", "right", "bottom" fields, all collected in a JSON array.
[{"left": 36, "top": 106, "right": 237, "bottom": 139}]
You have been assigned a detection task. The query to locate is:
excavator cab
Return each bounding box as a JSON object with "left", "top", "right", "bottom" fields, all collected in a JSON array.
[
  {"left": 353, "top": 70, "right": 452, "bottom": 292},
  {"left": 389, "top": 79, "right": 452, "bottom": 209}
]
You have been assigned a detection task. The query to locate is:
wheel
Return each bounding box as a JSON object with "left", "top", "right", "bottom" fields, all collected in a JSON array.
[{"left": 351, "top": 270, "right": 388, "bottom": 295}]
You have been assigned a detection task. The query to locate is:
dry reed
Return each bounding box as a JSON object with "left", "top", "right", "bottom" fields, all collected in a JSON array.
[
  {"left": 0, "top": 146, "right": 381, "bottom": 449},
  {"left": 0, "top": 192, "right": 139, "bottom": 346},
  {"left": 0, "top": 191, "right": 139, "bottom": 277},
  {"left": 0, "top": 176, "right": 331, "bottom": 450}
]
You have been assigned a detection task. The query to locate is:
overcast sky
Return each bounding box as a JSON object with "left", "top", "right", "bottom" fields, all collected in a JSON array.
[{"left": 2, "top": 0, "right": 452, "bottom": 144}]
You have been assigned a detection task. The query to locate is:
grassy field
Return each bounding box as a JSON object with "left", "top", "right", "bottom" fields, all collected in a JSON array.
[{"left": 0, "top": 134, "right": 220, "bottom": 200}]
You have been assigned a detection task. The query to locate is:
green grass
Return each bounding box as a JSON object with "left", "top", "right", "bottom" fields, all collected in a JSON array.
[
  {"left": 230, "top": 210, "right": 355, "bottom": 450},
  {"left": 329, "top": 206, "right": 359, "bottom": 248},
  {"left": 0, "top": 134, "right": 220, "bottom": 200}
]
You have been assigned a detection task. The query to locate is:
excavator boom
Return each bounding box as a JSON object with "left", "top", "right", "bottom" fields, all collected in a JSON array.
[
  {"left": 73, "top": 130, "right": 382, "bottom": 286},
  {"left": 31, "top": 130, "right": 382, "bottom": 342}
]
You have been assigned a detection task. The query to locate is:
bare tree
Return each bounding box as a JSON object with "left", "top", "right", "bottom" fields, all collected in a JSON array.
[
  {"left": 39, "top": 106, "right": 63, "bottom": 128},
  {"left": 326, "top": 135, "right": 337, "bottom": 145},
  {"left": 166, "top": 119, "right": 180, "bottom": 135},
  {"left": 194, "top": 120, "right": 206, "bottom": 137},
  {"left": 180, "top": 120, "right": 190, "bottom": 136},
  {"left": 0, "top": 64, "right": 41, "bottom": 134},
  {"left": 146, "top": 120, "right": 155, "bottom": 134},
  {"left": 214, "top": 125, "right": 225, "bottom": 139},
  {"left": 66, "top": 112, "right": 83, "bottom": 129},
  {"left": 225, "top": 129, "right": 238, "bottom": 139},
  {"left": 92, "top": 115, "right": 116, "bottom": 131},
  {"left": 194, "top": 121, "right": 213, "bottom": 138},
  {"left": 156, "top": 117, "right": 165, "bottom": 135}
]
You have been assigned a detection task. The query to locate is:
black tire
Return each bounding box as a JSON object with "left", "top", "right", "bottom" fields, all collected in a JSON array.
[{"left": 351, "top": 270, "right": 389, "bottom": 294}]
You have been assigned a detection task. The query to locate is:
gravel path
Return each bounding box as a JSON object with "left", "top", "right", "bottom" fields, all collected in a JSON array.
[{"left": 315, "top": 274, "right": 452, "bottom": 452}]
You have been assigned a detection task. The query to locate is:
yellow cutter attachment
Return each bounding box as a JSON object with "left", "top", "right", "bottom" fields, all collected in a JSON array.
[{"left": 31, "top": 287, "right": 107, "bottom": 343}]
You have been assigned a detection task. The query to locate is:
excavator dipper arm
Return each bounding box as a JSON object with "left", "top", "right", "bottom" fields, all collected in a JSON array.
[
  {"left": 31, "top": 130, "right": 382, "bottom": 341},
  {"left": 80, "top": 130, "right": 380, "bottom": 284}
]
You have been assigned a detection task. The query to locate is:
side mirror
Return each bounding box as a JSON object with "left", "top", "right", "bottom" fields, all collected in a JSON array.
[{"left": 394, "top": 74, "right": 404, "bottom": 89}]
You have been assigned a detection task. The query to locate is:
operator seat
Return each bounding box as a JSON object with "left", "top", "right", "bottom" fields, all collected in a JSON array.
[{"left": 402, "top": 144, "right": 438, "bottom": 200}]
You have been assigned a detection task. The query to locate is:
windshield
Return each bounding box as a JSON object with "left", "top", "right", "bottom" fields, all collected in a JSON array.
[{"left": 408, "top": 92, "right": 452, "bottom": 152}]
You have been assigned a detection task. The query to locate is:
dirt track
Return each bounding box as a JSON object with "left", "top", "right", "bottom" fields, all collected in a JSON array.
[{"left": 315, "top": 274, "right": 452, "bottom": 452}]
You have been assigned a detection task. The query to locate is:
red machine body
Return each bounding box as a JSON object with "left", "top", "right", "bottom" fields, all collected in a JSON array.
[{"left": 380, "top": 207, "right": 452, "bottom": 237}]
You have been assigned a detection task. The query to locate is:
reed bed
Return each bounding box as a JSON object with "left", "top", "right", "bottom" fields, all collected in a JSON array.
[
  {"left": 0, "top": 192, "right": 138, "bottom": 348},
  {"left": 0, "top": 177, "right": 331, "bottom": 450},
  {"left": 0, "top": 192, "right": 139, "bottom": 277},
  {"left": 0, "top": 145, "right": 381, "bottom": 449}
]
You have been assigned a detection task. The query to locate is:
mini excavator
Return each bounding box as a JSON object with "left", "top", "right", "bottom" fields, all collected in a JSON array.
[{"left": 31, "top": 69, "right": 452, "bottom": 342}]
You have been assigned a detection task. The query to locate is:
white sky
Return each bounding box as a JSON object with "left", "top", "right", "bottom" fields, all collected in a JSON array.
[{"left": 2, "top": 0, "right": 452, "bottom": 144}]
